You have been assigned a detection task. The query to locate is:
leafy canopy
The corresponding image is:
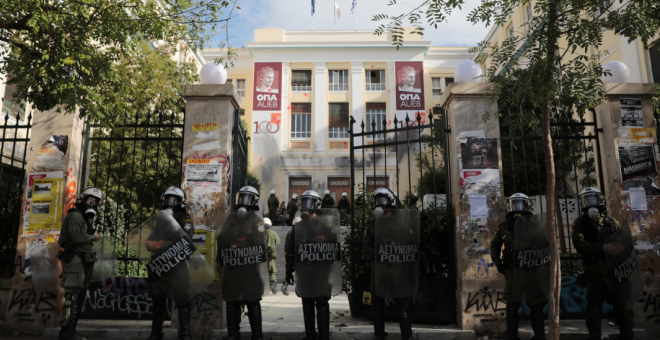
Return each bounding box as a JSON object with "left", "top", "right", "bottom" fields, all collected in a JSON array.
[{"left": 0, "top": 0, "right": 238, "bottom": 122}]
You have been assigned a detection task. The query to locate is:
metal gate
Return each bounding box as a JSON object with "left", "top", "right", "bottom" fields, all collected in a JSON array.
[
  {"left": 81, "top": 110, "right": 185, "bottom": 277},
  {"left": 230, "top": 108, "right": 249, "bottom": 212},
  {"left": 0, "top": 112, "right": 31, "bottom": 277},
  {"left": 348, "top": 107, "right": 455, "bottom": 322}
]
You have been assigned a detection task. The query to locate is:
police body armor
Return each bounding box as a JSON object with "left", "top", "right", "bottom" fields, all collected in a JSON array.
[
  {"left": 294, "top": 209, "right": 342, "bottom": 297},
  {"left": 375, "top": 209, "right": 420, "bottom": 298},
  {"left": 604, "top": 219, "right": 643, "bottom": 311},
  {"left": 128, "top": 210, "right": 214, "bottom": 306},
  {"left": 30, "top": 242, "right": 62, "bottom": 292},
  {"left": 217, "top": 212, "right": 269, "bottom": 301},
  {"left": 513, "top": 214, "right": 551, "bottom": 301}
]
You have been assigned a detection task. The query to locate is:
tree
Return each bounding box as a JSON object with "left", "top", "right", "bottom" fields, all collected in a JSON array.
[
  {"left": 0, "top": 0, "right": 239, "bottom": 123},
  {"left": 376, "top": 0, "right": 660, "bottom": 338}
]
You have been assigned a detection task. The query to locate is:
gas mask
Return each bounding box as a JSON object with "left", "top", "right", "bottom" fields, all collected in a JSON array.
[
  {"left": 237, "top": 207, "right": 248, "bottom": 218},
  {"left": 84, "top": 196, "right": 100, "bottom": 220},
  {"left": 373, "top": 207, "right": 384, "bottom": 219},
  {"left": 587, "top": 207, "right": 600, "bottom": 220}
]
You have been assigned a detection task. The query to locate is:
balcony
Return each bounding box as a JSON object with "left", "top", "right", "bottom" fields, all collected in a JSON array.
[
  {"left": 329, "top": 84, "right": 349, "bottom": 92},
  {"left": 291, "top": 85, "right": 312, "bottom": 92},
  {"left": 366, "top": 83, "right": 386, "bottom": 92}
]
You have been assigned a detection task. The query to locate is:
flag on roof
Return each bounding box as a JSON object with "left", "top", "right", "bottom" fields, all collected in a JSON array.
[
  {"left": 351, "top": 0, "right": 357, "bottom": 14},
  {"left": 335, "top": 0, "right": 341, "bottom": 19},
  {"left": 312, "top": 0, "right": 316, "bottom": 15}
]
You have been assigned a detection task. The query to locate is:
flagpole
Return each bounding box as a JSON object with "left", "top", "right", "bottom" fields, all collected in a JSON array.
[
  {"left": 334, "top": 4, "right": 336, "bottom": 31},
  {"left": 312, "top": 14, "right": 314, "bottom": 31},
  {"left": 355, "top": 6, "right": 358, "bottom": 31}
]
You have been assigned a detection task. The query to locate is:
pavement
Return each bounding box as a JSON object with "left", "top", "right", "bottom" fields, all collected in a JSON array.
[{"left": 28, "top": 287, "right": 648, "bottom": 340}]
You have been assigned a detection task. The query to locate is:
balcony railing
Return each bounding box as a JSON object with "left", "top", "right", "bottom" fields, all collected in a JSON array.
[
  {"left": 292, "top": 85, "right": 312, "bottom": 92},
  {"left": 366, "top": 83, "right": 386, "bottom": 91},
  {"left": 329, "top": 84, "right": 349, "bottom": 92}
]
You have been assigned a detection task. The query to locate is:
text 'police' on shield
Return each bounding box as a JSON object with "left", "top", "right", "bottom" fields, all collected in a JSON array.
[
  {"left": 296, "top": 243, "right": 341, "bottom": 262},
  {"left": 514, "top": 245, "right": 551, "bottom": 269},
  {"left": 614, "top": 250, "right": 638, "bottom": 283},
  {"left": 220, "top": 244, "right": 267, "bottom": 266},
  {"left": 147, "top": 237, "right": 196, "bottom": 278},
  {"left": 376, "top": 244, "right": 419, "bottom": 263}
]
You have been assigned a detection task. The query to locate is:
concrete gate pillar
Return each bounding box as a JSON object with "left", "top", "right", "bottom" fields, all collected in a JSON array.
[
  {"left": 5, "top": 109, "right": 86, "bottom": 334},
  {"left": 173, "top": 84, "right": 241, "bottom": 337},
  {"left": 594, "top": 83, "right": 659, "bottom": 335},
  {"left": 440, "top": 83, "right": 507, "bottom": 335}
]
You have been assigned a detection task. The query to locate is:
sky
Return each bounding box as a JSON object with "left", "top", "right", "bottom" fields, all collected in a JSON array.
[{"left": 208, "top": 0, "right": 492, "bottom": 49}]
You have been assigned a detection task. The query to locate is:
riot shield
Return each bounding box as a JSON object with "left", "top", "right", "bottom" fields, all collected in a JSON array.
[
  {"left": 604, "top": 219, "right": 643, "bottom": 311},
  {"left": 127, "top": 210, "right": 214, "bottom": 306},
  {"left": 90, "top": 236, "right": 118, "bottom": 282},
  {"left": 30, "top": 242, "right": 62, "bottom": 292},
  {"left": 513, "top": 214, "right": 551, "bottom": 301},
  {"left": 217, "top": 212, "right": 269, "bottom": 301},
  {"left": 374, "top": 209, "right": 420, "bottom": 298},
  {"left": 294, "top": 209, "right": 342, "bottom": 297}
]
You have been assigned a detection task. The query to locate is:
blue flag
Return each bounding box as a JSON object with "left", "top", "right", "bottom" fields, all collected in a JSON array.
[
  {"left": 351, "top": 0, "right": 357, "bottom": 14},
  {"left": 312, "top": 0, "right": 316, "bottom": 15}
]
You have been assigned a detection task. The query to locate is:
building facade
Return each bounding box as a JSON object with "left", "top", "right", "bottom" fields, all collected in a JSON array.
[{"left": 203, "top": 28, "right": 474, "bottom": 203}]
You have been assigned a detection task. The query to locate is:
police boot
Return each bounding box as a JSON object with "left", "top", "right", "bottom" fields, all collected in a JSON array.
[
  {"left": 177, "top": 303, "right": 192, "bottom": 340},
  {"left": 146, "top": 294, "right": 167, "bottom": 340},
  {"left": 372, "top": 295, "right": 387, "bottom": 340},
  {"left": 316, "top": 298, "right": 330, "bottom": 340},
  {"left": 270, "top": 282, "right": 277, "bottom": 295},
  {"left": 59, "top": 288, "right": 88, "bottom": 340},
  {"left": 585, "top": 295, "right": 603, "bottom": 340},
  {"left": 395, "top": 298, "right": 413, "bottom": 340},
  {"left": 613, "top": 303, "right": 634, "bottom": 340},
  {"left": 246, "top": 301, "right": 264, "bottom": 340},
  {"left": 224, "top": 302, "right": 241, "bottom": 340},
  {"left": 529, "top": 304, "right": 546, "bottom": 340},
  {"left": 302, "top": 298, "right": 317, "bottom": 340},
  {"left": 505, "top": 303, "right": 520, "bottom": 340}
]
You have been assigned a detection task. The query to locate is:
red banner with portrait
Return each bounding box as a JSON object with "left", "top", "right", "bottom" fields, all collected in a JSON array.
[
  {"left": 252, "top": 62, "right": 282, "bottom": 111},
  {"left": 395, "top": 62, "right": 425, "bottom": 111}
]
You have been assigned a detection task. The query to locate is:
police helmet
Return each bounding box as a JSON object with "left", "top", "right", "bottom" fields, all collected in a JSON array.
[
  {"left": 77, "top": 186, "right": 104, "bottom": 209},
  {"left": 292, "top": 193, "right": 298, "bottom": 199},
  {"left": 300, "top": 190, "right": 322, "bottom": 210},
  {"left": 324, "top": 190, "right": 330, "bottom": 196},
  {"left": 579, "top": 187, "right": 605, "bottom": 210},
  {"left": 271, "top": 189, "right": 276, "bottom": 195},
  {"left": 263, "top": 217, "right": 272, "bottom": 227},
  {"left": 236, "top": 186, "right": 260, "bottom": 211},
  {"left": 161, "top": 186, "right": 186, "bottom": 209},
  {"left": 505, "top": 193, "right": 532, "bottom": 213},
  {"left": 372, "top": 187, "right": 397, "bottom": 209},
  {"left": 342, "top": 192, "right": 348, "bottom": 198}
]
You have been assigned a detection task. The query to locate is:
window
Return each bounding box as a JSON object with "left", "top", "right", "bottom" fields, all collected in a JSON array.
[
  {"left": 329, "top": 70, "right": 349, "bottom": 91},
  {"left": 525, "top": 5, "right": 533, "bottom": 30},
  {"left": 432, "top": 78, "right": 442, "bottom": 97},
  {"left": 291, "top": 103, "right": 312, "bottom": 139},
  {"left": 445, "top": 77, "right": 454, "bottom": 90},
  {"left": 328, "top": 103, "right": 349, "bottom": 139},
  {"left": 365, "top": 70, "right": 386, "bottom": 91},
  {"left": 366, "top": 103, "right": 386, "bottom": 139},
  {"left": 226, "top": 79, "right": 233, "bottom": 84},
  {"left": 236, "top": 79, "right": 246, "bottom": 97},
  {"left": 292, "top": 70, "right": 312, "bottom": 92},
  {"left": 508, "top": 25, "right": 515, "bottom": 38}
]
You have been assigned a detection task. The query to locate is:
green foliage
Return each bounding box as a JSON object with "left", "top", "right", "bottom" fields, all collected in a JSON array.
[
  {"left": 341, "top": 184, "right": 374, "bottom": 293},
  {"left": 0, "top": 171, "right": 22, "bottom": 277},
  {"left": 247, "top": 171, "right": 262, "bottom": 194},
  {"left": 0, "top": 0, "right": 238, "bottom": 122}
]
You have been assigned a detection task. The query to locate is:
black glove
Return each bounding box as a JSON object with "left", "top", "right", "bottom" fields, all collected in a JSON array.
[
  {"left": 285, "top": 271, "right": 295, "bottom": 284},
  {"left": 496, "top": 263, "right": 508, "bottom": 275}
]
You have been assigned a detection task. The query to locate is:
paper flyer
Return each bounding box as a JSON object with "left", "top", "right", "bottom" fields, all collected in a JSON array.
[
  {"left": 629, "top": 187, "right": 647, "bottom": 211},
  {"left": 470, "top": 195, "right": 488, "bottom": 219},
  {"left": 28, "top": 178, "right": 65, "bottom": 230},
  {"left": 192, "top": 229, "right": 218, "bottom": 280},
  {"left": 619, "top": 98, "right": 643, "bottom": 128}
]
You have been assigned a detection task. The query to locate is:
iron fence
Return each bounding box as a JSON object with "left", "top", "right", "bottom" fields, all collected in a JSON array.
[
  {"left": 230, "top": 108, "right": 250, "bottom": 212},
  {"left": 0, "top": 112, "right": 31, "bottom": 277}
]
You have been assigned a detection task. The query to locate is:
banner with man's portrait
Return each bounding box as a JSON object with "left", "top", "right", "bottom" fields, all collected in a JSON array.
[
  {"left": 252, "top": 62, "right": 282, "bottom": 111},
  {"left": 395, "top": 62, "right": 425, "bottom": 111}
]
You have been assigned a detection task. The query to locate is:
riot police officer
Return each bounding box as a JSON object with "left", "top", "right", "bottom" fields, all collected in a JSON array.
[
  {"left": 490, "top": 193, "right": 547, "bottom": 340},
  {"left": 337, "top": 192, "right": 350, "bottom": 224},
  {"left": 145, "top": 186, "right": 194, "bottom": 340},
  {"left": 321, "top": 190, "right": 335, "bottom": 208},
  {"left": 286, "top": 193, "right": 299, "bottom": 226},
  {"left": 571, "top": 187, "right": 634, "bottom": 340},
  {"left": 285, "top": 190, "right": 341, "bottom": 340},
  {"left": 217, "top": 186, "right": 268, "bottom": 340},
  {"left": 363, "top": 188, "right": 418, "bottom": 340},
  {"left": 268, "top": 189, "right": 280, "bottom": 222},
  {"left": 263, "top": 217, "right": 280, "bottom": 294},
  {"left": 58, "top": 186, "right": 103, "bottom": 340}
]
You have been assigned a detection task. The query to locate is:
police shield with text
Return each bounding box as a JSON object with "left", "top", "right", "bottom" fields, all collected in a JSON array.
[
  {"left": 285, "top": 190, "right": 342, "bottom": 340},
  {"left": 57, "top": 186, "right": 103, "bottom": 340},
  {"left": 604, "top": 219, "right": 643, "bottom": 312},
  {"left": 363, "top": 188, "right": 420, "bottom": 340},
  {"left": 572, "top": 187, "right": 635, "bottom": 340},
  {"left": 217, "top": 186, "right": 269, "bottom": 340},
  {"left": 490, "top": 193, "right": 548, "bottom": 340}
]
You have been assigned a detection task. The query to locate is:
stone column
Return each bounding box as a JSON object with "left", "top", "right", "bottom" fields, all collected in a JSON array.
[
  {"left": 351, "top": 62, "right": 364, "bottom": 147},
  {"left": 172, "top": 84, "right": 242, "bottom": 337},
  {"left": 388, "top": 62, "right": 396, "bottom": 121},
  {"left": 314, "top": 62, "right": 327, "bottom": 152},
  {"left": 5, "top": 108, "right": 86, "bottom": 335},
  {"left": 439, "top": 83, "right": 507, "bottom": 334},
  {"left": 595, "top": 83, "right": 659, "bottom": 335},
  {"left": 281, "top": 62, "right": 290, "bottom": 152}
]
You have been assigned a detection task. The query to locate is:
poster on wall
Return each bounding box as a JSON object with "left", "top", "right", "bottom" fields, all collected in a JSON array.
[
  {"left": 28, "top": 178, "right": 65, "bottom": 230},
  {"left": 461, "top": 138, "right": 498, "bottom": 170},
  {"left": 184, "top": 159, "right": 223, "bottom": 193},
  {"left": 252, "top": 62, "right": 282, "bottom": 111},
  {"left": 395, "top": 62, "right": 425, "bottom": 111},
  {"left": 192, "top": 229, "right": 217, "bottom": 279},
  {"left": 23, "top": 172, "right": 64, "bottom": 231},
  {"left": 619, "top": 98, "right": 643, "bottom": 128},
  {"left": 617, "top": 144, "right": 658, "bottom": 186}
]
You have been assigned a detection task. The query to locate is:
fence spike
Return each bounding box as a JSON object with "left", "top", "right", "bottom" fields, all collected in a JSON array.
[
  {"left": 3, "top": 114, "right": 8, "bottom": 125},
  {"left": 428, "top": 109, "right": 434, "bottom": 121},
  {"left": 393, "top": 116, "right": 399, "bottom": 127}
]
